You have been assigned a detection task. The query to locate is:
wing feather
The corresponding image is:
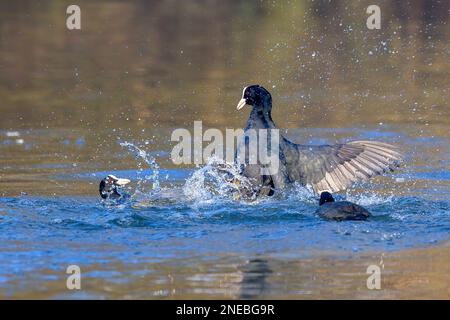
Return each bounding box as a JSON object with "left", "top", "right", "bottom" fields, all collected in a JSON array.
[{"left": 283, "top": 139, "right": 402, "bottom": 193}]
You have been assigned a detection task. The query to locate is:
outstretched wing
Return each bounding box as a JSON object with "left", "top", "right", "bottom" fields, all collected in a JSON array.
[{"left": 283, "top": 140, "right": 403, "bottom": 194}]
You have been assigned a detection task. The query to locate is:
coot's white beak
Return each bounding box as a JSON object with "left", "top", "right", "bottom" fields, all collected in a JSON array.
[
  {"left": 107, "top": 174, "right": 131, "bottom": 186},
  {"left": 236, "top": 98, "right": 247, "bottom": 110},
  {"left": 114, "top": 178, "right": 131, "bottom": 186}
]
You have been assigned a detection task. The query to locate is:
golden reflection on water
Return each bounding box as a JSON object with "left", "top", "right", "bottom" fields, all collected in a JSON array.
[
  {"left": 1, "top": 1, "right": 448, "bottom": 129},
  {"left": 1, "top": 0, "right": 448, "bottom": 195}
]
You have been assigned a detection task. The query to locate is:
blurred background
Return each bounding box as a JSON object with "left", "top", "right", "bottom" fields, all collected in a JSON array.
[{"left": 0, "top": 0, "right": 448, "bottom": 195}]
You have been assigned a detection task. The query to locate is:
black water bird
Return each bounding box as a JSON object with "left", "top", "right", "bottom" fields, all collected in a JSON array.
[
  {"left": 99, "top": 174, "right": 131, "bottom": 200},
  {"left": 235, "top": 85, "right": 402, "bottom": 196},
  {"left": 315, "top": 191, "right": 371, "bottom": 221}
]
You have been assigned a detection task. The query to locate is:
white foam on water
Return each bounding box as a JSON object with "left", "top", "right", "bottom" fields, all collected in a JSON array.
[
  {"left": 345, "top": 191, "right": 393, "bottom": 206},
  {"left": 6, "top": 131, "right": 20, "bottom": 137},
  {"left": 285, "top": 183, "right": 317, "bottom": 203},
  {"left": 183, "top": 156, "right": 257, "bottom": 204}
]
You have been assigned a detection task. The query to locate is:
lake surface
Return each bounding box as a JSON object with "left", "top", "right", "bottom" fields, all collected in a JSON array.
[{"left": 0, "top": 0, "right": 449, "bottom": 299}]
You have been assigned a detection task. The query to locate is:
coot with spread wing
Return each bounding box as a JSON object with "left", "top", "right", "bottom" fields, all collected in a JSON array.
[{"left": 235, "top": 85, "right": 402, "bottom": 196}]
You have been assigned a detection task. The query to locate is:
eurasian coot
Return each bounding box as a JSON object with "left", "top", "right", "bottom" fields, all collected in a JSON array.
[
  {"left": 99, "top": 174, "right": 131, "bottom": 201},
  {"left": 236, "top": 85, "right": 402, "bottom": 196},
  {"left": 316, "top": 191, "right": 371, "bottom": 221}
]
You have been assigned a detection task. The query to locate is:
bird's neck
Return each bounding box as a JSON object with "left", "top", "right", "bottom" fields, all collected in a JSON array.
[{"left": 246, "top": 103, "right": 276, "bottom": 130}]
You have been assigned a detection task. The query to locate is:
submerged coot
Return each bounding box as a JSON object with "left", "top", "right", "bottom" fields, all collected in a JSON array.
[
  {"left": 316, "top": 191, "right": 371, "bottom": 221},
  {"left": 99, "top": 174, "right": 131, "bottom": 201}
]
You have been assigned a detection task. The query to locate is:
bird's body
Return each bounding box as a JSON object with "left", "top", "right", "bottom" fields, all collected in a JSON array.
[
  {"left": 316, "top": 201, "right": 371, "bottom": 221},
  {"left": 315, "top": 191, "right": 371, "bottom": 221},
  {"left": 235, "top": 85, "right": 402, "bottom": 196}
]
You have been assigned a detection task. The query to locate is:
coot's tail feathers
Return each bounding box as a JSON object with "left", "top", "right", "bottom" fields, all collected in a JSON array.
[{"left": 290, "top": 140, "right": 403, "bottom": 194}]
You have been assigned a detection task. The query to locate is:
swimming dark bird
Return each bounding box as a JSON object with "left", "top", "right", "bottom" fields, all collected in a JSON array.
[
  {"left": 235, "top": 85, "right": 402, "bottom": 196},
  {"left": 315, "top": 191, "right": 371, "bottom": 221},
  {"left": 99, "top": 174, "right": 131, "bottom": 200}
]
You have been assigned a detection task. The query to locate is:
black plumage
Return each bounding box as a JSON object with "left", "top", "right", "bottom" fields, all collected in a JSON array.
[
  {"left": 235, "top": 85, "right": 402, "bottom": 195},
  {"left": 315, "top": 191, "right": 371, "bottom": 221},
  {"left": 99, "top": 175, "right": 131, "bottom": 201}
]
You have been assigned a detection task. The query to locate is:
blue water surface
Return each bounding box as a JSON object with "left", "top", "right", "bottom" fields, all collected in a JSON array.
[{"left": 0, "top": 127, "right": 449, "bottom": 294}]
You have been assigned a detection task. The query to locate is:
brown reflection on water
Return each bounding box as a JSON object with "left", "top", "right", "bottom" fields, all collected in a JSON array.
[
  {"left": 2, "top": 244, "right": 449, "bottom": 299},
  {"left": 0, "top": 0, "right": 448, "bottom": 129}
]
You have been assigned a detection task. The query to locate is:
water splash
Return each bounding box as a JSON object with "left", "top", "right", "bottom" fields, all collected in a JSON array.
[
  {"left": 183, "top": 157, "right": 257, "bottom": 203},
  {"left": 118, "top": 142, "right": 398, "bottom": 209},
  {"left": 345, "top": 191, "right": 394, "bottom": 206},
  {"left": 285, "top": 182, "right": 317, "bottom": 203},
  {"left": 120, "top": 141, "right": 160, "bottom": 194},
  {"left": 119, "top": 141, "right": 191, "bottom": 208}
]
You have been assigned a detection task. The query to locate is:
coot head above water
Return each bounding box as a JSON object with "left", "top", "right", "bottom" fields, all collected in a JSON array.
[
  {"left": 237, "top": 85, "right": 272, "bottom": 112},
  {"left": 99, "top": 175, "right": 131, "bottom": 200},
  {"left": 319, "top": 191, "right": 335, "bottom": 205}
]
